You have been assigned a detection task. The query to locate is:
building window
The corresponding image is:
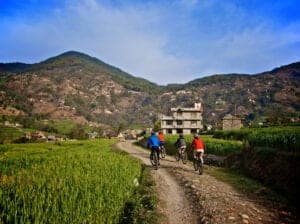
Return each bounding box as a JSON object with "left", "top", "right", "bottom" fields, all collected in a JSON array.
[
  {"left": 176, "top": 120, "right": 182, "bottom": 125},
  {"left": 191, "top": 129, "right": 197, "bottom": 134},
  {"left": 191, "top": 120, "right": 197, "bottom": 126},
  {"left": 176, "top": 129, "right": 183, "bottom": 134},
  {"left": 166, "top": 120, "right": 173, "bottom": 125},
  {"left": 167, "top": 129, "right": 172, "bottom": 134}
]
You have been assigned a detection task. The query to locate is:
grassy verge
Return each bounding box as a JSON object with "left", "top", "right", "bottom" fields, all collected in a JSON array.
[
  {"left": 121, "top": 166, "right": 158, "bottom": 224},
  {"left": 111, "top": 144, "right": 158, "bottom": 224},
  {"left": 205, "top": 166, "right": 289, "bottom": 205}
]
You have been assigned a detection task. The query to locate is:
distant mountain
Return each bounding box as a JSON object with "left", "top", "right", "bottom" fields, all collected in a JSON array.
[
  {"left": 27, "top": 51, "right": 161, "bottom": 93},
  {"left": 0, "top": 51, "right": 162, "bottom": 128},
  {"left": 167, "top": 62, "right": 300, "bottom": 125},
  {"left": 0, "top": 51, "right": 299, "bottom": 130}
]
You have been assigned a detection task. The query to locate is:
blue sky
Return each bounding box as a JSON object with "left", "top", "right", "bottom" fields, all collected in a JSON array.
[{"left": 0, "top": 0, "right": 300, "bottom": 84}]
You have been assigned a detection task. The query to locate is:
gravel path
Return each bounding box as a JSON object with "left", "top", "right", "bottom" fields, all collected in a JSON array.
[{"left": 116, "top": 141, "right": 297, "bottom": 224}]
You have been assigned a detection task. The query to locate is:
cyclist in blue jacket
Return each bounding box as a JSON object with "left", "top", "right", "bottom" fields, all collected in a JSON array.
[{"left": 147, "top": 132, "right": 160, "bottom": 165}]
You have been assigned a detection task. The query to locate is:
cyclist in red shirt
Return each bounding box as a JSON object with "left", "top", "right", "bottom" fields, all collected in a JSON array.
[{"left": 191, "top": 134, "right": 205, "bottom": 164}]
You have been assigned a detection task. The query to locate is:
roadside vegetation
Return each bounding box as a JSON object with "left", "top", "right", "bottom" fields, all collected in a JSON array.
[
  {"left": 138, "top": 126, "right": 300, "bottom": 210},
  {"left": 205, "top": 166, "right": 288, "bottom": 204},
  {"left": 213, "top": 126, "right": 300, "bottom": 152},
  {"left": 0, "top": 139, "right": 158, "bottom": 223}
]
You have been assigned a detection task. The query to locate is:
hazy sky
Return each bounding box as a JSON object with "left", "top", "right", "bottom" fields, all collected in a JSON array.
[{"left": 1, "top": 0, "right": 300, "bottom": 85}]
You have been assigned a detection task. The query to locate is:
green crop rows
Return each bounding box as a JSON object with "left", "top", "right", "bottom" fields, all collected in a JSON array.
[
  {"left": 142, "top": 126, "right": 299, "bottom": 157},
  {"left": 162, "top": 135, "right": 243, "bottom": 157},
  {"left": 0, "top": 139, "right": 142, "bottom": 223},
  {"left": 0, "top": 127, "right": 24, "bottom": 144},
  {"left": 213, "top": 126, "right": 300, "bottom": 152}
]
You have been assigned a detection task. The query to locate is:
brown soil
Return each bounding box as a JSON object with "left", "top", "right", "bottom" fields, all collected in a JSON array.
[
  {"left": 0, "top": 106, "right": 25, "bottom": 116},
  {"left": 117, "top": 141, "right": 297, "bottom": 224}
]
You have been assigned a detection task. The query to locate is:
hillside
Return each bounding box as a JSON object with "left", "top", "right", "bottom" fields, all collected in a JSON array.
[
  {"left": 164, "top": 64, "right": 300, "bottom": 125},
  {"left": 0, "top": 62, "right": 31, "bottom": 74},
  {"left": 0, "top": 51, "right": 299, "bottom": 131},
  {"left": 0, "top": 51, "right": 162, "bottom": 129}
]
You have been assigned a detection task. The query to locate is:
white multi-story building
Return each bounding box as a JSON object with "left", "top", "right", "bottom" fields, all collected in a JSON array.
[{"left": 160, "top": 103, "right": 203, "bottom": 135}]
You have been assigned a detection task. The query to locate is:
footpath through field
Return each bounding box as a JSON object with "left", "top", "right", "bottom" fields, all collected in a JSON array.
[{"left": 117, "top": 140, "right": 296, "bottom": 224}]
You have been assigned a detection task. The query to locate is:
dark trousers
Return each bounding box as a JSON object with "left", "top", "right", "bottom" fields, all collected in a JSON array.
[{"left": 151, "top": 146, "right": 160, "bottom": 162}]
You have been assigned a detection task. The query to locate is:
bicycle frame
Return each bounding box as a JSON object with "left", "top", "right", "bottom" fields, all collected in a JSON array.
[
  {"left": 150, "top": 147, "right": 160, "bottom": 169},
  {"left": 193, "top": 151, "right": 203, "bottom": 174},
  {"left": 176, "top": 147, "right": 187, "bottom": 164}
]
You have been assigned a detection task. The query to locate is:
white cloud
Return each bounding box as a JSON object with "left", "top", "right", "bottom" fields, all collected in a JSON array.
[
  {"left": 194, "top": 21, "right": 300, "bottom": 75},
  {"left": 0, "top": 0, "right": 198, "bottom": 84}
]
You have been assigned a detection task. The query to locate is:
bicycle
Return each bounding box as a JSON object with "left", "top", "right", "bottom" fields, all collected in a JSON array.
[
  {"left": 159, "top": 145, "right": 166, "bottom": 159},
  {"left": 150, "top": 148, "right": 160, "bottom": 170},
  {"left": 193, "top": 151, "right": 203, "bottom": 175},
  {"left": 175, "top": 147, "right": 187, "bottom": 164}
]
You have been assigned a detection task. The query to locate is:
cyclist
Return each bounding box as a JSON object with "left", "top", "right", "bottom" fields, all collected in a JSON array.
[
  {"left": 157, "top": 131, "right": 165, "bottom": 149},
  {"left": 147, "top": 132, "right": 160, "bottom": 165},
  {"left": 174, "top": 133, "right": 186, "bottom": 157},
  {"left": 191, "top": 133, "right": 205, "bottom": 164}
]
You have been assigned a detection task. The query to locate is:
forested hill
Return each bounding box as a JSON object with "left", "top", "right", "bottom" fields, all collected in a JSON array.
[
  {"left": 0, "top": 51, "right": 299, "bottom": 129},
  {"left": 170, "top": 61, "right": 300, "bottom": 124},
  {"left": 0, "top": 62, "right": 31, "bottom": 74}
]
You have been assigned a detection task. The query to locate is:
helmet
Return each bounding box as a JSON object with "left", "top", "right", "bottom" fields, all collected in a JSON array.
[
  {"left": 179, "top": 133, "right": 184, "bottom": 138},
  {"left": 194, "top": 133, "right": 198, "bottom": 138},
  {"left": 151, "top": 131, "right": 156, "bottom": 135}
]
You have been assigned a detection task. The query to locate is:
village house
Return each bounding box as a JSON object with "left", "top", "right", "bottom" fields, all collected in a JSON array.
[
  {"left": 47, "top": 135, "right": 57, "bottom": 141},
  {"left": 222, "top": 114, "right": 243, "bottom": 130},
  {"left": 31, "top": 131, "right": 47, "bottom": 140},
  {"left": 88, "top": 132, "right": 98, "bottom": 139},
  {"left": 3, "top": 121, "right": 22, "bottom": 128},
  {"left": 122, "top": 129, "right": 144, "bottom": 140},
  {"left": 160, "top": 103, "right": 203, "bottom": 135}
]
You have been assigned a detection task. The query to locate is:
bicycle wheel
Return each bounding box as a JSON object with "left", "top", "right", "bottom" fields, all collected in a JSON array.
[
  {"left": 182, "top": 151, "right": 188, "bottom": 164},
  {"left": 161, "top": 146, "right": 166, "bottom": 158},
  {"left": 150, "top": 153, "right": 156, "bottom": 166},
  {"left": 175, "top": 151, "right": 180, "bottom": 161},
  {"left": 153, "top": 152, "right": 159, "bottom": 170},
  {"left": 198, "top": 160, "right": 203, "bottom": 175},
  {"left": 193, "top": 158, "right": 199, "bottom": 171}
]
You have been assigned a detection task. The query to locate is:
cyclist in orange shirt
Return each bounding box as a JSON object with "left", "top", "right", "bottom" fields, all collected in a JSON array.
[{"left": 158, "top": 131, "right": 165, "bottom": 147}]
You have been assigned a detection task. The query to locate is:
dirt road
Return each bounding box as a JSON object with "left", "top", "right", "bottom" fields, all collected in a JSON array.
[{"left": 117, "top": 141, "right": 296, "bottom": 224}]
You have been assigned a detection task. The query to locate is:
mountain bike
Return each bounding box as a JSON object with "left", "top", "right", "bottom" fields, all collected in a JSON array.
[
  {"left": 193, "top": 151, "right": 203, "bottom": 175},
  {"left": 159, "top": 145, "right": 166, "bottom": 159},
  {"left": 175, "top": 147, "right": 187, "bottom": 164},
  {"left": 150, "top": 148, "right": 159, "bottom": 170}
]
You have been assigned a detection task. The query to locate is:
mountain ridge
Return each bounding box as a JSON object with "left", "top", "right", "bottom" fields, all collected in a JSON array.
[
  {"left": 0, "top": 51, "right": 299, "bottom": 130},
  {"left": 2, "top": 50, "right": 299, "bottom": 85}
]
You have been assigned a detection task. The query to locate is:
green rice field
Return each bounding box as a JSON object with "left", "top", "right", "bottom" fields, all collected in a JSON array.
[
  {"left": 161, "top": 134, "right": 243, "bottom": 157},
  {"left": 0, "top": 139, "right": 142, "bottom": 223}
]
